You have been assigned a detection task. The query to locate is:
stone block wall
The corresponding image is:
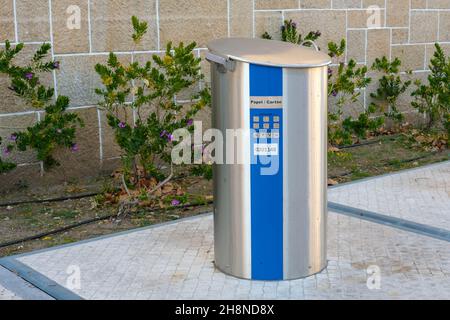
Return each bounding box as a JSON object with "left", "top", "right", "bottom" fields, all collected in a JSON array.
[{"left": 0, "top": 0, "right": 449, "bottom": 189}]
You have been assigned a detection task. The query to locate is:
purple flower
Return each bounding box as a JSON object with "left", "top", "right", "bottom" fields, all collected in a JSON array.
[
  {"left": 70, "top": 143, "right": 79, "bottom": 152},
  {"left": 118, "top": 122, "right": 126, "bottom": 129},
  {"left": 332, "top": 90, "right": 338, "bottom": 97},
  {"left": 160, "top": 130, "right": 168, "bottom": 138},
  {"left": 187, "top": 119, "right": 194, "bottom": 126},
  {"left": 25, "top": 72, "right": 33, "bottom": 80},
  {"left": 3, "top": 148, "right": 10, "bottom": 156},
  {"left": 9, "top": 134, "right": 17, "bottom": 142},
  {"left": 171, "top": 199, "right": 180, "bottom": 206},
  {"left": 160, "top": 130, "right": 174, "bottom": 141},
  {"left": 328, "top": 68, "right": 333, "bottom": 76},
  {"left": 53, "top": 61, "right": 60, "bottom": 69}
]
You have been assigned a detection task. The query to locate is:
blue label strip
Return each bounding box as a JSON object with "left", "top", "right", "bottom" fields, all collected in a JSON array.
[{"left": 250, "top": 64, "right": 283, "bottom": 280}]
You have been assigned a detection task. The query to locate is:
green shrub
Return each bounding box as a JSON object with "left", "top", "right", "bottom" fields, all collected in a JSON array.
[
  {"left": 411, "top": 43, "right": 450, "bottom": 132},
  {"left": 370, "top": 56, "right": 412, "bottom": 122},
  {"left": 327, "top": 40, "right": 371, "bottom": 107},
  {"left": 190, "top": 163, "right": 213, "bottom": 180},
  {"left": 262, "top": 20, "right": 321, "bottom": 47},
  {"left": 281, "top": 20, "right": 321, "bottom": 46},
  {"left": 0, "top": 41, "right": 83, "bottom": 169},
  {"left": 0, "top": 137, "right": 16, "bottom": 173},
  {"left": 342, "top": 106, "right": 384, "bottom": 139},
  {"left": 95, "top": 17, "right": 210, "bottom": 184},
  {"left": 261, "top": 32, "right": 272, "bottom": 40},
  {"left": 327, "top": 40, "right": 377, "bottom": 143},
  {"left": 14, "top": 96, "right": 83, "bottom": 168}
]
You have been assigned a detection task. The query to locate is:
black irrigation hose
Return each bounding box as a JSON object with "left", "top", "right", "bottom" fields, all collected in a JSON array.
[
  {"left": 0, "top": 192, "right": 100, "bottom": 208},
  {"left": 0, "top": 215, "right": 109, "bottom": 249},
  {"left": 0, "top": 200, "right": 214, "bottom": 249},
  {"left": 337, "top": 135, "right": 399, "bottom": 150},
  {"left": 0, "top": 173, "right": 192, "bottom": 208}
]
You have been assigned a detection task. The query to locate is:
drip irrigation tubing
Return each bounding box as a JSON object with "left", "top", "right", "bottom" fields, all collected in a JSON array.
[
  {"left": 0, "top": 173, "right": 192, "bottom": 208},
  {"left": 336, "top": 135, "right": 399, "bottom": 150},
  {"left": 0, "top": 200, "right": 214, "bottom": 249},
  {"left": 0, "top": 192, "right": 100, "bottom": 208}
]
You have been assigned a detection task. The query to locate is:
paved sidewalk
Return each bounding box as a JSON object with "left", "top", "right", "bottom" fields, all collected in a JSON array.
[
  {"left": 329, "top": 161, "right": 450, "bottom": 230},
  {"left": 0, "top": 162, "right": 449, "bottom": 300},
  {"left": 5, "top": 213, "right": 450, "bottom": 299},
  {"left": 0, "top": 266, "right": 53, "bottom": 300}
]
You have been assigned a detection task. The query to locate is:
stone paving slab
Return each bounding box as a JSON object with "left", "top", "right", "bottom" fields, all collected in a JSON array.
[
  {"left": 5, "top": 211, "right": 449, "bottom": 300},
  {"left": 329, "top": 161, "right": 450, "bottom": 231},
  {"left": 0, "top": 266, "right": 53, "bottom": 300}
]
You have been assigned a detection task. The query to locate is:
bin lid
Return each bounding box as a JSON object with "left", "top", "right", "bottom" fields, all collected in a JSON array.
[{"left": 207, "top": 38, "right": 331, "bottom": 68}]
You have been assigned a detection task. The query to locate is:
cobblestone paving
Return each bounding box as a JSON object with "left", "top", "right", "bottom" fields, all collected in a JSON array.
[
  {"left": 0, "top": 266, "right": 53, "bottom": 300},
  {"left": 14, "top": 211, "right": 450, "bottom": 300},
  {"left": 329, "top": 161, "right": 450, "bottom": 230}
]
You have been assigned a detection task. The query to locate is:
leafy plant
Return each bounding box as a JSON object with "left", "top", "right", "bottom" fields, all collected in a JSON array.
[
  {"left": 370, "top": 56, "right": 412, "bottom": 122},
  {"left": 327, "top": 42, "right": 371, "bottom": 108},
  {"left": 95, "top": 16, "right": 210, "bottom": 185},
  {"left": 327, "top": 39, "right": 346, "bottom": 60},
  {"left": 0, "top": 40, "right": 83, "bottom": 168},
  {"left": 0, "top": 137, "right": 16, "bottom": 173},
  {"left": 261, "top": 32, "right": 272, "bottom": 40},
  {"left": 281, "top": 20, "right": 321, "bottom": 46},
  {"left": 262, "top": 20, "right": 321, "bottom": 47},
  {"left": 341, "top": 105, "right": 385, "bottom": 139},
  {"left": 131, "top": 16, "right": 148, "bottom": 43},
  {"left": 14, "top": 96, "right": 83, "bottom": 167},
  {"left": 190, "top": 163, "right": 213, "bottom": 180},
  {"left": 327, "top": 40, "right": 377, "bottom": 143},
  {"left": 411, "top": 43, "right": 450, "bottom": 132}
]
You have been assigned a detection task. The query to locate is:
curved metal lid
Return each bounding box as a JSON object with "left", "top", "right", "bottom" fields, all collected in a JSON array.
[{"left": 207, "top": 38, "right": 331, "bottom": 68}]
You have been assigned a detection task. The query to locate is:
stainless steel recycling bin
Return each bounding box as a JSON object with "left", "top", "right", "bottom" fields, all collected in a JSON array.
[{"left": 206, "top": 38, "right": 331, "bottom": 281}]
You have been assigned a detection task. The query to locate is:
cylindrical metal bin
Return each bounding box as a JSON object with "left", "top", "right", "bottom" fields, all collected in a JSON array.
[{"left": 207, "top": 38, "right": 331, "bottom": 281}]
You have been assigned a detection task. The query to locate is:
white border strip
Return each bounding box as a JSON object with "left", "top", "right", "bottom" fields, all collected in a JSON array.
[{"left": 12, "top": 0, "right": 19, "bottom": 43}]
